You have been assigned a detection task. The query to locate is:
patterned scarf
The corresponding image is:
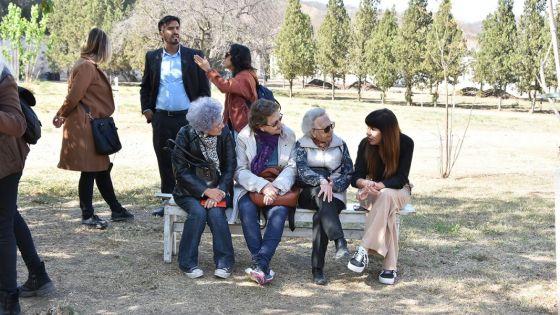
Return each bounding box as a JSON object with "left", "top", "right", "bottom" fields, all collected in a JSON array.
[
  {"left": 196, "top": 131, "right": 221, "bottom": 175},
  {"left": 250, "top": 130, "right": 279, "bottom": 174}
]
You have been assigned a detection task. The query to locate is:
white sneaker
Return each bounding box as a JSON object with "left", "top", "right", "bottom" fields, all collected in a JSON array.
[
  {"left": 347, "top": 246, "right": 369, "bottom": 273},
  {"left": 378, "top": 270, "right": 397, "bottom": 285},
  {"left": 214, "top": 267, "right": 232, "bottom": 279},
  {"left": 184, "top": 267, "right": 203, "bottom": 279}
]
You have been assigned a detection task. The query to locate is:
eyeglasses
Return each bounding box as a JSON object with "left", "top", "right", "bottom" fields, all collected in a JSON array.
[
  {"left": 313, "top": 122, "right": 335, "bottom": 133},
  {"left": 224, "top": 52, "right": 231, "bottom": 58},
  {"left": 265, "top": 113, "right": 283, "bottom": 128}
]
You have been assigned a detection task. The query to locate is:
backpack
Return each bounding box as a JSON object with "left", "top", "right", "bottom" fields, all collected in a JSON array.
[
  {"left": 255, "top": 83, "right": 278, "bottom": 104},
  {"left": 17, "top": 86, "right": 42, "bottom": 144},
  {"left": 245, "top": 78, "right": 279, "bottom": 107}
]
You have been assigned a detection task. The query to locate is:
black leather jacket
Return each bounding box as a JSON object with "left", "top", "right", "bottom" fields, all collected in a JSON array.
[{"left": 171, "top": 124, "right": 236, "bottom": 199}]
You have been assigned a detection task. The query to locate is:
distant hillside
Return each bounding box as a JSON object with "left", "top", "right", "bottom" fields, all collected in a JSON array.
[
  {"left": 300, "top": 0, "right": 482, "bottom": 49},
  {"left": 301, "top": 1, "right": 358, "bottom": 33}
]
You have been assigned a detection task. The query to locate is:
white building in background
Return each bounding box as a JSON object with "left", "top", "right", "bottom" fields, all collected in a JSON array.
[{"left": 0, "top": 39, "right": 53, "bottom": 80}]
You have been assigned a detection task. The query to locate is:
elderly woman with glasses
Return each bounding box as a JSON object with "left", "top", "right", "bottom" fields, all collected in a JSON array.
[
  {"left": 171, "top": 97, "right": 236, "bottom": 280},
  {"left": 234, "top": 99, "right": 297, "bottom": 285},
  {"left": 194, "top": 43, "right": 257, "bottom": 134},
  {"left": 295, "top": 108, "right": 353, "bottom": 285}
]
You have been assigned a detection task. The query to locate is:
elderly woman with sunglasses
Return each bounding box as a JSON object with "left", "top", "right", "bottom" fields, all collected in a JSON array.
[
  {"left": 234, "top": 99, "right": 297, "bottom": 285},
  {"left": 294, "top": 108, "right": 353, "bottom": 285},
  {"left": 194, "top": 43, "right": 257, "bottom": 134},
  {"left": 171, "top": 97, "right": 236, "bottom": 280}
]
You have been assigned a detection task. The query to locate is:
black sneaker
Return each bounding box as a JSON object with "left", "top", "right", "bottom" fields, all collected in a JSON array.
[
  {"left": 151, "top": 206, "right": 164, "bottom": 217},
  {"left": 334, "top": 238, "right": 350, "bottom": 260},
  {"left": 347, "top": 246, "right": 369, "bottom": 273},
  {"left": 111, "top": 208, "right": 134, "bottom": 222},
  {"left": 18, "top": 262, "right": 55, "bottom": 298},
  {"left": 378, "top": 270, "right": 397, "bottom": 285},
  {"left": 312, "top": 268, "right": 327, "bottom": 285},
  {"left": 81, "top": 215, "right": 108, "bottom": 229}
]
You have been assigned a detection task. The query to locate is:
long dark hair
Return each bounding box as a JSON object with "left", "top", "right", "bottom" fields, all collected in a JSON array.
[
  {"left": 229, "top": 43, "right": 255, "bottom": 76},
  {"left": 364, "top": 108, "right": 401, "bottom": 179}
]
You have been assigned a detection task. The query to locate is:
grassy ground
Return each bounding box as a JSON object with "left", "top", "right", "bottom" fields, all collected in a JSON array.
[{"left": 13, "top": 80, "right": 559, "bottom": 314}]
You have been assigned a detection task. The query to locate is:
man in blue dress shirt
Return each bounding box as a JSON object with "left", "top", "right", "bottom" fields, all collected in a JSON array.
[{"left": 140, "top": 15, "right": 211, "bottom": 216}]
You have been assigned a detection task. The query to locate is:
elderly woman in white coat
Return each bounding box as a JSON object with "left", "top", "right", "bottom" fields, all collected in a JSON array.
[{"left": 235, "top": 99, "right": 296, "bottom": 285}]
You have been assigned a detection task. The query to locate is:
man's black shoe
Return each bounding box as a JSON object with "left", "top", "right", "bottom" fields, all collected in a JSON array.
[
  {"left": 111, "top": 208, "right": 134, "bottom": 222},
  {"left": 312, "top": 268, "right": 327, "bottom": 285},
  {"left": 151, "top": 206, "right": 164, "bottom": 217}
]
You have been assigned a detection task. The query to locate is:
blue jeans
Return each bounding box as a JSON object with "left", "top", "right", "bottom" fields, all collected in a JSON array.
[
  {"left": 175, "top": 196, "right": 234, "bottom": 271},
  {"left": 238, "top": 194, "right": 289, "bottom": 273}
]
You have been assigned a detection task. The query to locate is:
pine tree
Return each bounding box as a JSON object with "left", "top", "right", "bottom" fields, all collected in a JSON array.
[
  {"left": 275, "top": 0, "right": 315, "bottom": 98},
  {"left": 515, "top": 0, "right": 546, "bottom": 112},
  {"left": 395, "top": 0, "right": 432, "bottom": 105},
  {"left": 316, "top": 0, "right": 351, "bottom": 100},
  {"left": 474, "top": 0, "right": 517, "bottom": 110},
  {"left": 367, "top": 7, "right": 398, "bottom": 104},
  {"left": 425, "top": 0, "right": 467, "bottom": 107},
  {"left": 350, "top": 0, "right": 378, "bottom": 102}
]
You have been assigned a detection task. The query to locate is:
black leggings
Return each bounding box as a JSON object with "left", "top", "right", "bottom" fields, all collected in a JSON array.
[
  {"left": 298, "top": 187, "right": 346, "bottom": 269},
  {"left": 0, "top": 172, "right": 41, "bottom": 294},
  {"left": 79, "top": 170, "right": 122, "bottom": 219}
]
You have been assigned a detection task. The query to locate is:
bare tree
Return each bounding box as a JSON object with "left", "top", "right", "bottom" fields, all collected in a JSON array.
[{"left": 111, "top": 0, "right": 281, "bottom": 77}]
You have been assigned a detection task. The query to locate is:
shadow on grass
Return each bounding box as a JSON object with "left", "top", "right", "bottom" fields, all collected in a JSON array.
[{"left": 15, "top": 188, "right": 556, "bottom": 314}]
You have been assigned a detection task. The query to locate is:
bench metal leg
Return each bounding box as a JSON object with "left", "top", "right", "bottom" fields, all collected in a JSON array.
[
  {"left": 163, "top": 211, "right": 172, "bottom": 263},
  {"left": 171, "top": 215, "right": 179, "bottom": 257}
]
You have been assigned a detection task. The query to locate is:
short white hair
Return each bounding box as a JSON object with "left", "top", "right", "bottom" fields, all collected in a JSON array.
[
  {"left": 301, "top": 107, "right": 327, "bottom": 137},
  {"left": 186, "top": 97, "right": 223, "bottom": 133}
]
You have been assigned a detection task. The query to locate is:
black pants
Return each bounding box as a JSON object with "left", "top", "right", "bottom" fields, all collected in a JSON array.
[
  {"left": 0, "top": 172, "right": 41, "bottom": 294},
  {"left": 298, "top": 187, "right": 346, "bottom": 269},
  {"left": 79, "top": 170, "right": 122, "bottom": 219},
  {"left": 151, "top": 111, "right": 188, "bottom": 194}
]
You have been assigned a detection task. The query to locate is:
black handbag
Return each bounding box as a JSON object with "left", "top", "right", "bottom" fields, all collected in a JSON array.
[
  {"left": 167, "top": 139, "right": 219, "bottom": 188},
  {"left": 81, "top": 103, "right": 122, "bottom": 155}
]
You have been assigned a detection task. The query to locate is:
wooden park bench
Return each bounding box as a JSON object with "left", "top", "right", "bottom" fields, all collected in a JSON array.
[{"left": 156, "top": 193, "right": 416, "bottom": 263}]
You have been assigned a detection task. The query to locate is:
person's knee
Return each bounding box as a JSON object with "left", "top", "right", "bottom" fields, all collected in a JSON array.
[
  {"left": 207, "top": 208, "right": 227, "bottom": 224},
  {"left": 186, "top": 205, "right": 207, "bottom": 222}
]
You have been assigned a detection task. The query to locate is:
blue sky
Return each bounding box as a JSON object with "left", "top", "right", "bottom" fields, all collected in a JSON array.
[{"left": 309, "top": 0, "right": 526, "bottom": 23}]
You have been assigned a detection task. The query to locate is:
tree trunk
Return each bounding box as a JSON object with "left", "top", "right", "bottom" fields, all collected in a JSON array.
[
  {"left": 381, "top": 91, "right": 385, "bottom": 105},
  {"left": 358, "top": 76, "right": 362, "bottom": 102},
  {"left": 343, "top": 75, "right": 346, "bottom": 90},
  {"left": 322, "top": 73, "right": 326, "bottom": 89},
  {"left": 405, "top": 84, "right": 413, "bottom": 106},
  {"left": 302, "top": 77, "right": 305, "bottom": 89},
  {"left": 289, "top": 79, "right": 293, "bottom": 98},
  {"left": 452, "top": 84, "right": 456, "bottom": 109},
  {"left": 433, "top": 82, "right": 439, "bottom": 107},
  {"left": 547, "top": 0, "right": 560, "bottom": 91},
  {"left": 443, "top": 75, "right": 450, "bottom": 178},
  {"left": 331, "top": 73, "right": 335, "bottom": 101}
]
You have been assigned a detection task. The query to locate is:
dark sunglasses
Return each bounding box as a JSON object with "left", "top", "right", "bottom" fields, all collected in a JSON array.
[
  {"left": 224, "top": 52, "right": 231, "bottom": 58},
  {"left": 313, "top": 122, "right": 335, "bottom": 133},
  {"left": 265, "top": 113, "right": 283, "bottom": 128}
]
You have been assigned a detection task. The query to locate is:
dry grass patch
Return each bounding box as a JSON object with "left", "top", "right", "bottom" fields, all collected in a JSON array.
[{"left": 12, "top": 82, "right": 558, "bottom": 314}]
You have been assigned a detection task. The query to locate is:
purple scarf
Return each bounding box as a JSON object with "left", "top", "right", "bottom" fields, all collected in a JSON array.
[{"left": 251, "top": 130, "right": 280, "bottom": 174}]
